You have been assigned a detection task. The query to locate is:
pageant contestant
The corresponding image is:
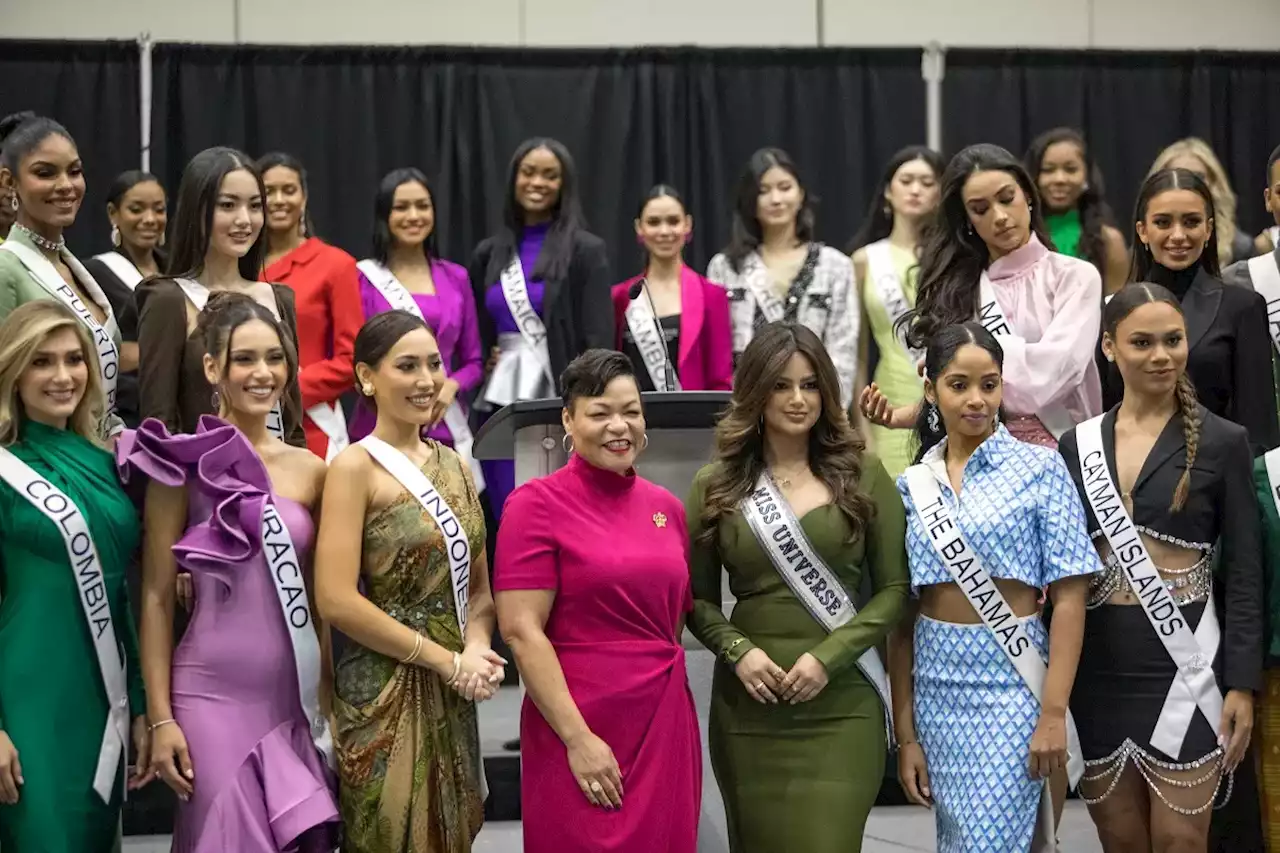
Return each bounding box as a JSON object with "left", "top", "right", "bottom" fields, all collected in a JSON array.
[
  {"left": 861, "top": 144, "right": 1102, "bottom": 449},
  {"left": 0, "top": 181, "right": 13, "bottom": 241},
  {"left": 83, "top": 170, "right": 168, "bottom": 428},
  {"left": 0, "top": 302, "right": 149, "bottom": 851},
  {"left": 315, "top": 310, "right": 503, "bottom": 853},
  {"left": 352, "top": 167, "right": 485, "bottom": 488},
  {"left": 125, "top": 293, "right": 339, "bottom": 851},
  {"left": 0, "top": 112, "right": 125, "bottom": 438},
  {"left": 1060, "top": 283, "right": 1261, "bottom": 851},
  {"left": 847, "top": 145, "right": 944, "bottom": 476},
  {"left": 497, "top": 349, "right": 700, "bottom": 853},
  {"left": 894, "top": 321, "right": 1100, "bottom": 853},
  {"left": 258, "top": 152, "right": 361, "bottom": 462},
  {"left": 136, "top": 147, "right": 305, "bottom": 446},
  {"left": 707, "top": 148, "right": 859, "bottom": 408},
  {"left": 469, "top": 137, "right": 612, "bottom": 517},
  {"left": 1116, "top": 168, "right": 1279, "bottom": 454},
  {"left": 1247, "top": 143, "right": 1280, "bottom": 256},
  {"left": 1023, "top": 128, "right": 1128, "bottom": 295},
  {"left": 1150, "top": 138, "right": 1254, "bottom": 268},
  {"left": 686, "top": 323, "right": 908, "bottom": 852},
  {"left": 610, "top": 184, "right": 732, "bottom": 392},
  {"left": 1225, "top": 143, "right": 1280, "bottom": 289}
]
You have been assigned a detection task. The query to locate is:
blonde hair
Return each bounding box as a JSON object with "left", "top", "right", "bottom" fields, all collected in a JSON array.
[
  {"left": 0, "top": 301, "right": 106, "bottom": 447},
  {"left": 1149, "top": 138, "right": 1238, "bottom": 269}
]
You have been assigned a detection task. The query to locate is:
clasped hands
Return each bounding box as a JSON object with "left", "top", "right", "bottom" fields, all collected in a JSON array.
[
  {"left": 734, "top": 648, "right": 829, "bottom": 705},
  {"left": 441, "top": 643, "right": 508, "bottom": 703}
]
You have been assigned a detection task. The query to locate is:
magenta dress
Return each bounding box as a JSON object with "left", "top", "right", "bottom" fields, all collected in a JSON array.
[
  {"left": 117, "top": 416, "right": 339, "bottom": 852},
  {"left": 494, "top": 454, "right": 701, "bottom": 853}
]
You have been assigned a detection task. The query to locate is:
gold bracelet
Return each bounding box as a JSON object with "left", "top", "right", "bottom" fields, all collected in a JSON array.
[
  {"left": 401, "top": 633, "right": 423, "bottom": 665},
  {"left": 448, "top": 652, "right": 462, "bottom": 686},
  {"left": 148, "top": 718, "right": 176, "bottom": 733}
]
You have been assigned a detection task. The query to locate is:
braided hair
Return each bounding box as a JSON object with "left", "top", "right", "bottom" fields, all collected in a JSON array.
[{"left": 1103, "top": 282, "right": 1198, "bottom": 512}]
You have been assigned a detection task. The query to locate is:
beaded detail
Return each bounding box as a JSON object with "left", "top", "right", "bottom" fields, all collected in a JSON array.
[
  {"left": 1081, "top": 738, "right": 1230, "bottom": 815},
  {"left": 1089, "top": 525, "right": 1212, "bottom": 552},
  {"left": 1086, "top": 548, "right": 1213, "bottom": 609}
]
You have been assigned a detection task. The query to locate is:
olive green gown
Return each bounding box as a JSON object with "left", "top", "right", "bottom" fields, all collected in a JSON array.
[
  {"left": 686, "top": 452, "right": 910, "bottom": 853},
  {"left": 0, "top": 420, "right": 144, "bottom": 852}
]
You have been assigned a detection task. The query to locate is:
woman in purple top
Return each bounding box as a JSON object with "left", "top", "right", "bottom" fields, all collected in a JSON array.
[
  {"left": 352, "top": 169, "right": 484, "bottom": 483},
  {"left": 469, "top": 138, "right": 614, "bottom": 517}
]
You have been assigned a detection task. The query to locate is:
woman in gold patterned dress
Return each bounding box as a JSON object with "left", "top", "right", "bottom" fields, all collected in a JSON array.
[{"left": 315, "top": 309, "right": 505, "bottom": 852}]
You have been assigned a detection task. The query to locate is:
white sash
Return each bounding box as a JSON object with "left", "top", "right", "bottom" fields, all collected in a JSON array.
[
  {"left": 356, "top": 260, "right": 484, "bottom": 490},
  {"left": 0, "top": 448, "right": 128, "bottom": 803},
  {"left": 1247, "top": 253, "right": 1280, "bottom": 356},
  {"left": 740, "top": 474, "right": 894, "bottom": 744},
  {"left": 976, "top": 275, "right": 1075, "bottom": 439},
  {"left": 1075, "top": 416, "right": 1223, "bottom": 757},
  {"left": 1, "top": 240, "right": 120, "bottom": 414},
  {"left": 306, "top": 401, "right": 348, "bottom": 464},
  {"left": 174, "top": 278, "right": 285, "bottom": 441},
  {"left": 744, "top": 255, "right": 787, "bottom": 325},
  {"left": 903, "top": 463, "right": 1085, "bottom": 788},
  {"left": 358, "top": 436, "right": 472, "bottom": 634},
  {"left": 260, "top": 498, "right": 335, "bottom": 769},
  {"left": 92, "top": 251, "right": 144, "bottom": 291},
  {"left": 498, "top": 255, "right": 554, "bottom": 385},
  {"left": 865, "top": 240, "right": 922, "bottom": 365},
  {"left": 623, "top": 285, "right": 681, "bottom": 392}
]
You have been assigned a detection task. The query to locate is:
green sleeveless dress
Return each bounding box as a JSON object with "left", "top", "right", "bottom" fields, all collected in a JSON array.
[
  {"left": 0, "top": 420, "right": 144, "bottom": 853},
  {"left": 860, "top": 240, "right": 922, "bottom": 476}
]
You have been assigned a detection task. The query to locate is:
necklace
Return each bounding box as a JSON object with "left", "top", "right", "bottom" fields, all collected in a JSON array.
[
  {"left": 770, "top": 466, "right": 808, "bottom": 489},
  {"left": 13, "top": 222, "right": 66, "bottom": 254}
]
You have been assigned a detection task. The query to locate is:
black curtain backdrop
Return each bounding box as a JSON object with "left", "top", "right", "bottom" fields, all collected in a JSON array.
[
  {"left": 942, "top": 49, "right": 1280, "bottom": 238},
  {"left": 148, "top": 45, "right": 926, "bottom": 279},
  {"left": 0, "top": 40, "right": 141, "bottom": 251}
]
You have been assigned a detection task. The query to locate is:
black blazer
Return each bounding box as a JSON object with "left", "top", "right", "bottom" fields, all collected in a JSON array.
[
  {"left": 468, "top": 230, "right": 614, "bottom": 390},
  {"left": 82, "top": 248, "right": 165, "bottom": 429},
  {"left": 1102, "top": 266, "right": 1280, "bottom": 455},
  {"left": 1059, "top": 405, "right": 1263, "bottom": 694}
]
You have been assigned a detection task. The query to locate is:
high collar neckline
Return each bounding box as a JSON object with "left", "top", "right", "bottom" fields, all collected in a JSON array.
[
  {"left": 986, "top": 233, "right": 1048, "bottom": 281},
  {"left": 568, "top": 451, "right": 637, "bottom": 494}
]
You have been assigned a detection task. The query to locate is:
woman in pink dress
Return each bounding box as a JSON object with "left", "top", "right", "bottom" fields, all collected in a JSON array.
[{"left": 495, "top": 348, "right": 701, "bottom": 853}]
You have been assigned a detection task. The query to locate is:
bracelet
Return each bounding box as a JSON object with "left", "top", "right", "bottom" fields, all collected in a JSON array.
[
  {"left": 148, "top": 718, "right": 176, "bottom": 733},
  {"left": 448, "top": 652, "right": 462, "bottom": 686},
  {"left": 898, "top": 739, "right": 918, "bottom": 748},
  {"left": 401, "top": 633, "right": 423, "bottom": 665}
]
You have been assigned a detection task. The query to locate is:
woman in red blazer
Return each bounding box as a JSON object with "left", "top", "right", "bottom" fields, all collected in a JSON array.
[{"left": 611, "top": 185, "right": 733, "bottom": 391}]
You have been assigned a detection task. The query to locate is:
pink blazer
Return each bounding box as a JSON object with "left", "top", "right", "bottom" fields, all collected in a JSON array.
[{"left": 611, "top": 266, "right": 733, "bottom": 391}]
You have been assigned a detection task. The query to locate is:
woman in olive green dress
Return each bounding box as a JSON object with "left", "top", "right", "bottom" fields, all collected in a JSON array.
[
  {"left": 686, "top": 321, "right": 910, "bottom": 853},
  {"left": 0, "top": 300, "right": 149, "bottom": 852}
]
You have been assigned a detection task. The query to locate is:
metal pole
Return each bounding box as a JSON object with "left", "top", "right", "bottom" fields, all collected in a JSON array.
[
  {"left": 138, "top": 32, "right": 153, "bottom": 173},
  {"left": 922, "top": 42, "right": 945, "bottom": 154}
]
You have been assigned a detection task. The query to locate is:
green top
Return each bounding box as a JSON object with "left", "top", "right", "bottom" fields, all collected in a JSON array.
[
  {"left": 685, "top": 452, "right": 910, "bottom": 677},
  {"left": 1045, "top": 208, "right": 1083, "bottom": 259},
  {"left": 1253, "top": 453, "right": 1280, "bottom": 663}
]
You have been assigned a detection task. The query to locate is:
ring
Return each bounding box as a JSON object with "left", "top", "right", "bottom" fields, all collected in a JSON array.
[
  {"left": 754, "top": 681, "right": 765, "bottom": 690},
  {"left": 589, "top": 780, "right": 604, "bottom": 793}
]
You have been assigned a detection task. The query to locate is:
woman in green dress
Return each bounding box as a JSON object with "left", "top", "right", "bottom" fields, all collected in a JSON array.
[
  {"left": 848, "top": 146, "right": 944, "bottom": 477},
  {"left": 315, "top": 310, "right": 505, "bottom": 853},
  {"left": 0, "top": 300, "right": 149, "bottom": 852},
  {"left": 686, "top": 321, "right": 910, "bottom": 853}
]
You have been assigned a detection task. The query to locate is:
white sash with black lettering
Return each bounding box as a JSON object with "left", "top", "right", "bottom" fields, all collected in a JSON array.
[
  {"left": 356, "top": 260, "right": 484, "bottom": 490},
  {"left": 740, "top": 473, "right": 894, "bottom": 744},
  {"left": 975, "top": 275, "right": 1075, "bottom": 439},
  {"left": 1, "top": 240, "right": 120, "bottom": 414},
  {"left": 744, "top": 254, "right": 787, "bottom": 325},
  {"left": 865, "top": 239, "right": 923, "bottom": 365},
  {"left": 92, "top": 251, "right": 144, "bottom": 291},
  {"left": 359, "top": 435, "right": 472, "bottom": 634},
  {"left": 498, "top": 255, "right": 554, "bottom": 386},
  {"left": 1076, "top": 416, "right": 1223, "bottom": 757},
  {"left": 623, "top": 285, "right": 681, "bottom": 392},
  {"left": 175, "top": 278, "right": 285, "bottom": 441},
  {"left": 1247, "top": 252, "right": 1280, "bottom": 356},
  {"left": 260, "top": 498, "right": 335, "bottom": 768},
  {"left": 903, "top": 463, "right": 1085, "bottom": 786},
  {"left": 0, "top": 448, "right": 128, "bottom": 803}
]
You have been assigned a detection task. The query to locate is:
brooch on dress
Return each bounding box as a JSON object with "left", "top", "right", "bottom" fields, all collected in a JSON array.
[{"left": 653, "top": 512, "right": 667, "bottom": 528}]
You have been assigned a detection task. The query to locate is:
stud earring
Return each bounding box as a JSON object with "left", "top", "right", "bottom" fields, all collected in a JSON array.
[
  {"left": 110, "top": 224, "right": 121, "bottom": 247},
  {"left": 361, "top": 383, "right": 374, "bottom": 396}
]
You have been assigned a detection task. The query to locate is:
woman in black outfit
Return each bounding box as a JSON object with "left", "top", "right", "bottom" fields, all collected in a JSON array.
[{"left": 1106, "top": 168, "right": 1280, "bottom": 456}]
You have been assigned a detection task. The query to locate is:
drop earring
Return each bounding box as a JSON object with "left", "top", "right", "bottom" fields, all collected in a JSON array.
[
  {"left": 210, "top": 389, "right": 221, "bottom": 410},
  {"left": 927, "top": 403, "right": 941, "bottom": 433},
  {"left": 110, "top": 224, "right": 121, "bottom": 247}
]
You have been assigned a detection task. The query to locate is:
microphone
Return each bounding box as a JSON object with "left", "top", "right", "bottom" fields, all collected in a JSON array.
[{"left": 627, "top": 277, "right": 677, "bottom": 392}]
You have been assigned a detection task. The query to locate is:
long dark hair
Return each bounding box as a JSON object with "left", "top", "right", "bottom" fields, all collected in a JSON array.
[
  {"left": 195, "top": 291, "right": 300, "bottom": 423},
  {"left": 482, "top": 137, "right": 586, "bottom": 287},
  {"left": 903, "top": 144, "right": 1051, "bottom": 350},
  {"left": 697, "top": 322, "right": 873, "bottom": 546},
  {"left": 913, "top": 322, "right": 1005, "bottom": 462},
  {"left": 255, "top": 151, "right": 314, "bottom": 238},
  {"left": 165, "top": 147, "right": 267, "bottom": 282},
  {"left": 1024, "top": 128, "right": 1117, "bottom": 276},
  {"left": 1129, "top": 168, "right": 1221, "bottom": 281},
  {"left": 1102, "top": 282, "right": 1198, "bottom": 512},
  {"left": 371, "top": 167, "right": 437, "bottom": 266},
  {"left": 724, "top": 147, "right": 817, "bottom": 274},
  {"left": 847, "top": 145, "right": 946, "bottom": 254}
]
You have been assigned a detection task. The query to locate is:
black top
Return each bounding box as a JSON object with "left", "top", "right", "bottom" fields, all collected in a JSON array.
[
  {"left": 468, "top": 229, "right": 614, "bottom": 391},
  {"left": 622, "top": 313, "right": 680, "bottom": 392},
  {"left": 81, "top": 248, "right": 164, "bottom": 429},
  {"left": 1058, "top": 405, "right": 1263, "bottom": 693},
  {"left": 1102, "top": 263, "right": 1280, "bottom": 455}
]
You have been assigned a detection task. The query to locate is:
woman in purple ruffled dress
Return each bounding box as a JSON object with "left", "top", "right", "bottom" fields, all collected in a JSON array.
[{"left": 122, "top": 291, "right": 339, "bottom": 852}]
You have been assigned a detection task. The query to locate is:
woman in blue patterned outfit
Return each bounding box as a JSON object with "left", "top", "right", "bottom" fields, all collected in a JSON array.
[{"left": 889, "top": 320, "right": 1103, "bottom": 852}]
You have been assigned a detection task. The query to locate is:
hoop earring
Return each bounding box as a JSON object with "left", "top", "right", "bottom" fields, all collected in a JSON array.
[
  {"left": 757, "top": 417, "right": 764, "bottom": 436},
  {"left": 8, "top": 195, "right": 17, "bottom": 212},
  {"left": 562, "top": 433, "right": 574, "bottom": 454},
  {"left": 641, "top": 434, "right": 649, "bottom": 450}
]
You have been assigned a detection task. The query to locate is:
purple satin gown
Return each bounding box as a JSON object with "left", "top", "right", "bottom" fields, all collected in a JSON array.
[{"left": 118, "top": 416, "right": 339, "bottom": 852}]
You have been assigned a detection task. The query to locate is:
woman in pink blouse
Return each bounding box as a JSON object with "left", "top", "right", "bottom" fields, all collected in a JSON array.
[
  {"left": 611, "top": 185, "right": 732, "bottom": 392},
  {"left": 861, "top": 143, "right": 1101, "bottom": 448}
]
